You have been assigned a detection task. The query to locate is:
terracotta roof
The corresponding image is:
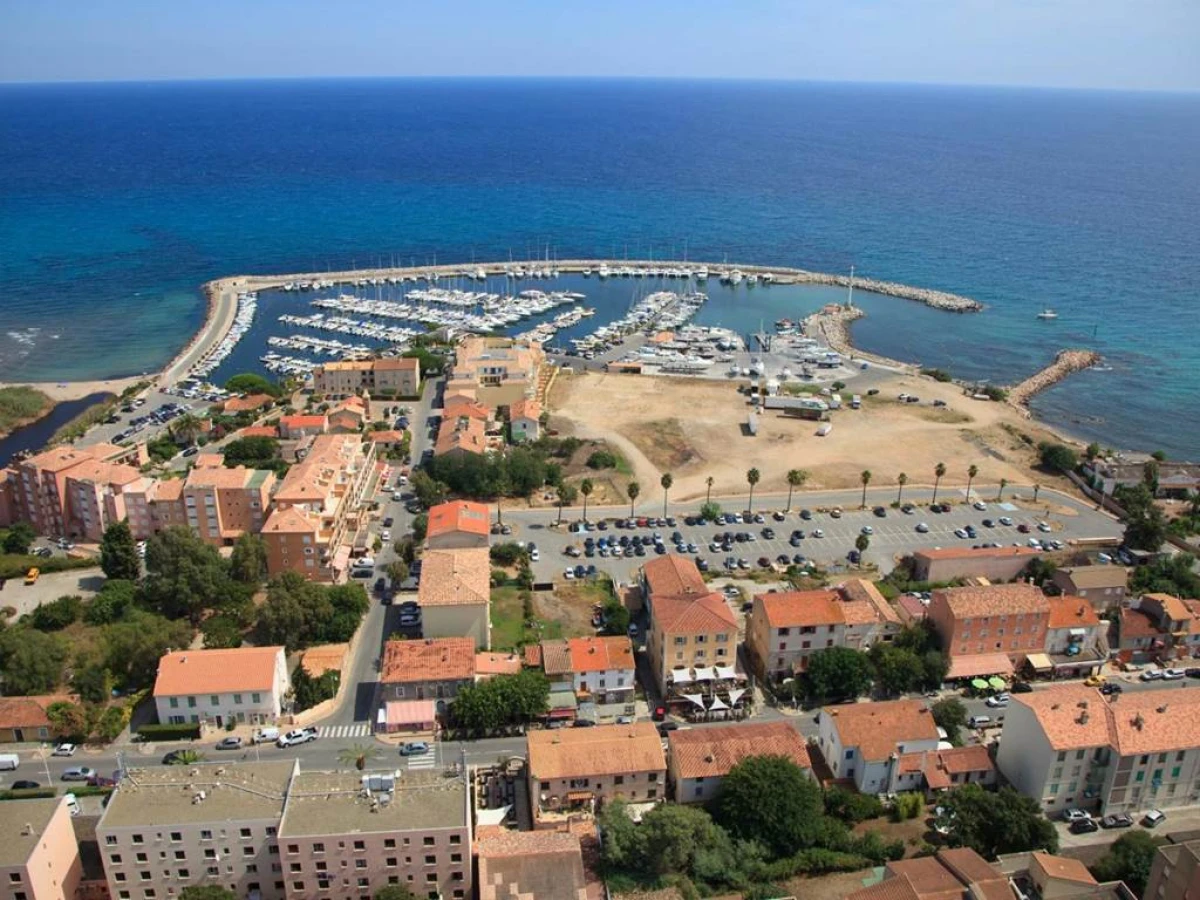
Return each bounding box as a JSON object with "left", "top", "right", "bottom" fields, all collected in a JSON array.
[
  {"left": 1055, "top": 565, "right": 1128, "bottom": 589},
  {"left": 1119, "top": 607, "right": 1162, "bottom": 639},
  {"left": 886, "top": 857, "right": 967, "bottom": 899},
  {"left": 847, "top": 877, "right": 922, "bottom": 900},
  {"left": 370, "top": 357, "right": 418, "bottom": 371},
  {"left": 21, "top": 445, "right": 101, "bottom": 473},
  {"left": 153, "top": 647, "right": 283, "bottom": 697},
  {"left": 1047, "top": 596, "right": 1102, "bottom": 630},
  {"left": 539, "top": 640, "right": 573, "bottom": 676},
  {"left": 915, "top": 545, "right": 1040, "bottom": 561},
  {"left": 935, "top": 745, "right": 995, "bottom": 775},
  {"left": 824, "top": 699, "right": 940, "bottom": 762},
  {"left": 223, "top": 394, "right": 274, "bottom": 412},
  {"left": 653, "top": 591, "right": 737, "bottom": 635},
  {"left": 946, "top": 653, "right": 1014, "bottom": 680},
  {"left": 476, "top": 830, "right": 588, "bottom": 900},
  {"left": 476, "top": 652, "right": 523, "bottom": 677},
  {"left": 193, "top": 452, "right": 224, "bottom": 468},
  {"left": 511, "top": 397, "right": 542, "bottom": 421},
  {"left": 443, "top": 395, "right": 491, "bottom": 421},
  {"left": 186, "top": 465, "right": 255, "bottom": 490},
  {"left": 367, "top": 430, "right": 405, "bottom": 443},
  {"left": 435, "top": 416, "right": 487, "bottom": 455},
  {"left": 65, "top": 457, "right": 144, "bottom": 488},
  {"left": 642, "top": 555, "right": 708, "bottom": 600},
  {"left": 523, "top": 644, "right": 544, "bottom": 668},
  {"left": 527, "top": 722, "right": 666, "bottom": 781},
  {"left": 1031, "top": 852, "right": 1097, "bottom": 885},
  {"left": 668, "top": 721, "right": 811, "bottom": 779},
  {"left": 567, "top": 636, "right": 635, "bottom": 674},
  {"left": 279, "top": 415, "right": 327, "bottom": 429},
  {"left": 1146, "top": 592, "right": 1195, "bottom": 623},
  {"left": 299, "top": 644, "right": 348, "bottom": 678},
  {"left": 937, "top": 848, "right": 1008, "bottom": 888},
  {"left": 380, "top": 638, "right": 476, "bottom": 684},
  {"left": 418, "top": 548, "right": 490, "bottom": 607},
  {"left": 758, "top": 590, "right": 845, "bottom": 629},
  {"left": 933, "top": 583, "right": 1050, "bottom": 619},
  {"left": 839, "top": 578, "right": 902, "bottom": 624},
  {"left": 841, "top": 599, "right": 882, "bottom": 626},
  {"left": 0, "top": 694, "right": 75, "bottom": 731},
  {"left": 262, "top": 505, "right": 317, "bottom": 534},
  {"left": 238, "top": 426, "right": 279, "bottom": 438},
  {"left": 274, "top": 433, "right": 363, "bottom": 504},
  {"left": 426, "top": 500, "right": 491, "bottom": 539},
  {"left": 151, "top": 478, "right": 185, "bottom": 502}
]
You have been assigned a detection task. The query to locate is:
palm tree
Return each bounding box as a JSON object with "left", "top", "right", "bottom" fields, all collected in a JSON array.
[
  {"left": 746, "top": 468, "right": 761, "bottom": 513},
  {"left": 966, "top": 465, "right": 978, "bottom": 502},
  {"left": 166, "top": 749, "right": 206, "bottom": 766},
  {"left": 705, "top": 476, "right": 715, "bottom": 507},
  {"left": 933, "top": 462, "right": 947, "bottom": 504},
  {"left": 896, "top": 472, "right": 908, "bottom": 505},
  {"left": 626, "top": 481, "right": 641, "bottom": 517},
  {"left": 1033, "top": 482, "right": 1042, "bottom": 503},
  {"left": 556, "top": 483, "right": 577, "bottom": 525},
  {"left": 338, "top": 743, "right": 382, "bottom": 771},
  {"left": 785, "top": 469, "right": 808, "bottom": 511},
  {"left": 580, "top": 479, "right": 594, "bottom": 521},
  {"left": 997, "top": 478, "right": 1008, "bottom": 501},
  {"left": 660, "top": 473, "right": 673, "bottom": 518},
  {"left": 855, "top": 533, "right": 870, "bottom": 554},
  {"left": 860, "top": 470, "right": 872, "bottom": 509},
  {"left": 169, "top": 413, "right": 203, "bottom": 447}
]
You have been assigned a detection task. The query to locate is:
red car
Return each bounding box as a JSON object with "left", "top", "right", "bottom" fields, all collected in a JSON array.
[{"left": 651, "top": 706, "right": 666, "bottom": 722}]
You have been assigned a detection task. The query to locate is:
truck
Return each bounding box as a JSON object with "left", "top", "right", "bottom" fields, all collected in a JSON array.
[
  {"left": 850, "top": 394, "right": 862, "bottom": 409},
  {"left": 829, "top": 393, "right": 842, "bottom": 410}
]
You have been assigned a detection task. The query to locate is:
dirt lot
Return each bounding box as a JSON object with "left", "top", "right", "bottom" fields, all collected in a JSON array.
[{"left": 548, "top": 369, "right": 1073, "bottom": 503}]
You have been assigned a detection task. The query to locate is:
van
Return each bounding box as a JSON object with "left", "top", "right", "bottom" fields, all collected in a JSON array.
[
  {"left": 968, "top": 715, "right": 991, "bottom": 729},
  {"left": 253, "top": 727, "right": 280, "bottom": 745},
  {"left": 0, "top": 753, "right": 20, "bottom": 771},
  {"left": 24, "top": 567, "right": 39, "bottom": 585}
]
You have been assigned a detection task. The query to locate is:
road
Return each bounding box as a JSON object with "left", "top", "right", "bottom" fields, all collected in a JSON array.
[{"left": 501, "top": 485, "right": 1120, "bottom": 583}]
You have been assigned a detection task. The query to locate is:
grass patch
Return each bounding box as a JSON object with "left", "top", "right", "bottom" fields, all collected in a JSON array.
[
  {"left": 0, "top": 386, "right": 53, "bottom": 435},
  {"left": 0, "top": 553, "right": 100, "bottom": 580},
  {"left": 49, "top": 396, "right": 119, "bottom": 445},
  {"left": 624, "top": 417, "right": 698, "bottom": 471},
  {"left": 915, "top": 407, "right": 974, "bottom": 425}
]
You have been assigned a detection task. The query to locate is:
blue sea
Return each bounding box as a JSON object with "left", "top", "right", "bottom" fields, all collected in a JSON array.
[{"left": 1, "top": 78, "right": 1198, "bottom": 456}]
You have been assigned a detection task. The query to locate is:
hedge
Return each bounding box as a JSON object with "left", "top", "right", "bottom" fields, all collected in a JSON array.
[
  {"left": 0, "top": 788, "right": 58, "bottom": 801},
  {"left": 137, "top": 723, "right": 201, "bottom": 741}
]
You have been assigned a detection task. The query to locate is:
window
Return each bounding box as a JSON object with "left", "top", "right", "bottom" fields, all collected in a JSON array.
[
  {"left": 290, "top": 863, "right": 302, "bottom": 873},
  {"left": 1173, "top": 767, "right": 1182, "bottom": 778},
  {"left": 177, "top": 869, "right": 189, "bottom": 879},
  {"left": 210, "top": 695, "right": 220, "bottom": 706},
  {"left": 313, "top": 842, "right": 325, "bottom": 853},
  {"left": 387, "top": 857, "right": 398, "bottom": 867},
  {"left": 234, "top": 694, "right": 243, "bottom": 705},
  {"left": 424, "top": 837, "right": 436, "bottom": 847},
  {"left": 200, "top": 830, "right": 212, "bottom": 841},
  {"left": 136, "top": 853, "right": 148, "bottom": 864},
  {"left": 449, "top": 835, "right": 461, "bottom": 845},
  {"left": 174, "top": 850, "right": 186, "bottom": 860},
  {"left": 110, "top": 854, "right": 123, "bottom": 864},
  {"left": 240, "top": 828, "right": 252, "bottom": 839},
  {"left": 385, "top": 839, "right": 396, "bottom": 849},
  {"left": 140, "top": 872, "right": 152, "bottom": 882},
  {"left": 243, "top": 847, "right": 255, "bottom": 858},
  {"left": 132, "top": 834, "right": 145, "bottom": 845},
  {"left": 674, "top": 636, "right": 686, "bottom": 646},
  {"left": 287, "top": 845, "right": 300, "bottom": 855},
  {"left": 353, "top": 840, "right": 365, "bottom": 851},
  {"left": 252, "top": 692, "right": 262, "bottom": 704},
  {"left": 614, "top": 775, "right": 624, "bottom": 785},
  {"left": 205, "top": 850, "right": 217, "bottom": 860},
  {"left": 169, "top": 697, "right": 179, "bottom": 708},
  {"left": 451, "top": 853, "right": 462, "bottom": 863},
  {"left": 187, "top": 697, "right": 196, "bottom": 708},
  {"left": 648, "top": 788, "right": 657, "bottom": 799},
  {"left": 170, "top": 832, "right": 182, "bottom": 842},
  {"left": 106, "top": 836, "right": 118, "bottom": 846}
]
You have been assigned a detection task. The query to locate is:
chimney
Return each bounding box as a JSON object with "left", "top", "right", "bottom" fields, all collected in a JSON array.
[
  {"left": 1134, "top": 713, "right": 1146, "bottom": 730},
  {"left": 1157, "top": 705, "right": 1169, "bottom": 714},
  {"left": 1079, "top": 712, "right": 1090, "bottom": 725},
  {"left": 21, "top": 823, "right": 33, "bottom": 836}
]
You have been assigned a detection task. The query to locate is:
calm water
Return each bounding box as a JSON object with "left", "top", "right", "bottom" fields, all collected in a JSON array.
[
  {"left": 1, "top": 79, "right": 1197, "bottom": 455},
  {"left": 0, "top": 393, "right": 111, "bottom": 467}
]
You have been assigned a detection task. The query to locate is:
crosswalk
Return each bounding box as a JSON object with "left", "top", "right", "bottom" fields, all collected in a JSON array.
[
  {"left": 405, "top": 751, "right": 437, "bottom": 770},
  {"left": 321, "top": 723, "right": 372, "bottom": 739}
]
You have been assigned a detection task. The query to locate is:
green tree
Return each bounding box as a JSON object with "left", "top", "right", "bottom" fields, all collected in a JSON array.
[
  {"left": 966, "top": 465, "right": 978, "bottom": 502},
  {"left": 1089, "top": 831, "right": 1162, "bottom": 898},
  {"left": 141, "top": 527, "right": 237, "bottom": 624},
  {"left": 373, "top": 886, "right": 416, "bottom": 900},
  {"left": 452, "top": 669, "right": 549, "bottom": 733},
  {"left": 705, "top": 475, "right": 715, "bottom": 507},
  {"left": 786, "top": 468, "right": 808, "bottom": 511},
  {"left": 746, "top": 467, "right": 761, "bottom": 513},
  {"left": 201, "top": 613, "right": 245, "bottom": 649},
  {"left": 997, "top": 477, "right": 1008, "bottom": 501},
  {"left": 338, "top": 742, "right": 382, "bottom": 771},
  {"left": 871, "top": 646, "right": 926, "bottom": 696},
  {"left": 1038, "top": 441, "right": 1078, "bottom": 474},
  {"left": 1024, "top": 557, "right": 1058, "bottom": 587},
  {"left": 84, "top": 579, "right": 136, "bottom": 625},
  {"left": 96, "top": 705, "right": 129, "bottom": 743},
  {"left": 859, "top": 469, "right": 872, "bottom": 509},
  {"left": 931, "top": 697, "right": 968, "bottom": 744},
  {"left": 30, "top": 594, "right": 82, "bottom": 631},
  {"left": 896, "top": 472, "right": 908, "bottom": 504},
  {"left": 922, "top": 650, "right": 950, "bottom": 689},
  {"left": 230, "top": 533, "right": 268, "bottom": 584},
  {"left": 555, "top": 482, "right": 577, "bottom": 525},
  {"left": 600, "top": 597, "right": 631, "bottom": 637},
  {"left": 99, "top": 519, "right": 141, "bottom": 581},
  {"left": 292, "top": 664, "right": 340, "bottom": 711},
  {"left": 940, "top": 784, "right": 1058, "bottom": 857},
  {"left": 855, "top": 533, "right": 870, "bottom": 555},
  {"left": 699, "top": 500, "right": 721, "bottom": 522},
  {"left": 1124, "top": 503, "right": 1169, "bottom": 552},
  {"left": 626, "top": 481, "right": 640, "bottom": 517},
  {"left": 169, "top": 413, "right": 204, "bottom": 447},
  {"left": 639, "top": 802, "right": 735, "bottom": 878},
  {"left": 933, "top": 462, "right": 946, "bottom": 504},
  {"left": 660, "top": 472, "right": 673, "bottom": 518},
  {"left": 2, "top": 521, "right": 35, "bottom": 555},
  {"left": 102, "top": 610, "right": 192, "bottom": 689},
  {"left": 805, "top": 647, "right": 873, "bottom": 702},
  {"left": 72, "top": 663, "right": 113, "bottom": 705},
  {"left": 579, "top": 479, "right": 594, "bottom": 521},
  {"left": 224, "top": 373, "right": 281, "bottom": 397},
  {"left": 167, "top": 750, "right": 207, "bottom": 766},
  {"left": 0, "top": 628, "right": 68, "bottom": 695},
  {"left": 386, "top": 559, "right": 410, "bottom": 584},
  {"left": 222, "top": 435, "right": 287, "bottom": 475},
  {"left": 411, "top": 512, "right": 428, "bottom": 543},
  {"left": 45, "top": 700, "right": 88, "bottom": 739},
  {"left": 586, "top": 449, "right": 618, "bottom": 469},
  {"left": 716, "top": 754, "right": 826, "bottom": 856},
  {"left": 409, "top": 470, "right": 448, "bottom": 508},
  {"left": 1085, "top": 442, "right": 1101, "bottom": 461},
  {"left": 1129, "top": 554, "right": 1200, "bottom": 598}
]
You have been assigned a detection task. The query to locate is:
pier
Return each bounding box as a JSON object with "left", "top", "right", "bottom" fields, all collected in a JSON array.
[{"left": 1006, "top": 349, "right": 1101, "bottom": 417}]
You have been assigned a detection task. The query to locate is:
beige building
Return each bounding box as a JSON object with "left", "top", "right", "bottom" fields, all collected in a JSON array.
[
  {"left": 910, "top": 545, "right": 1041, "bottom": 582},
  {"left": 746, "top": 589, "right": 846, "bottom": 681},
  {"left": 0, "top": 796, "right": 83, "bottom": 900},
  {"left": 262, "top": 433, "right": 376, "bottom": 581},
  {"left": 377, "top": 638, "right": 477, "bottom": 720},
  {"left": 536, "top": 636, "right": 637, "bottom": 705},
  {"left": 312, "top": 357, "right": 421, "bottom": 398},
  {"left": 527, "top": 723, "right": 666, "bottom": 823},
  {"left": 445, "top": 336, "right": 543, "bottom": 408},
  {"left": 179, "top": 464, "right": 275, "bottom": 546},
  {"left": 1146, "top": 837, "right": 1200, "bottom": 900},
  {"left": 817, "top": 699, "right": 941, "bottom": 795},
  {"left": 278, "top": 769, "right": 472, "bottom": 900},
  {"left": 154, "top": 646, "right": 291, "bottom": 727},
  {"left": 1050, "top": 565, "right": 1129, "bottom": 611},
  {"left": 97, "top": 760, "right": 297, "bottom": 900},
  {"left": 668, "top": 721, "right": 811, "bottom": 804},
  {"left": 475, "top": 829, "right": 589, "bottom": 900},
  {"left": 509, "top": 397, "right": 542, "bottom": 443},
  {"left": 425, "top": 500, "right": 490, "bottom": 550},
  {"left": 417, "top": 548, "right": 492, "bottom": 649}
]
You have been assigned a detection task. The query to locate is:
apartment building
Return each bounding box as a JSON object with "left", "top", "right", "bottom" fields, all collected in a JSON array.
[
  {"left": 817, "top": 699, "right": 941, "bottom": 794},
  {"left": 537, "top": 636, "right": 636, "bottom": 706},
  {"left": 96, "top": 760, "right": 297, "bottom": 900},
  {"left": 910, "top": 545, "right": 1041, "bottom": 582},
  {"left": 154, "top": 646, "right": 290, "bottom": 727},
  {"left": 261, "top": 433, "right": 376, "bottom": 581},
  {"left": 417, "top": 548, "right": 492, "bottom": 649},
  {"left": 475, "top": 829, "right": 589, "bottom": 900},
  {"left": 1026, "top": 596, "right": 1110, "bottom": 679},
  {"left": 527, "top": 723, "right": 666, "bottom": 823},
  {"left": 647, "top": 588, "right": 739, "bottom": 694},
  {"left": 177, "top": 464, "right": 275, "bottom": 546},
  {"left": 1138, "top": 593, "right": 1200, "bottom": 660},
  {"left": 425, "top": 500, "right": 490, "bottom": 550},
  {"left": 377, "top": 638, "right": 477, "bottom": 720},
  {"left": 312, "top": 357, "right": 421, "bottom": 398},
  {"left": 1117, "top": 606, "right": 1167, "bottom": 664},
  {"left": 668, "top": 721, "right": 811, "bottom": 804},
  {"left": 434, "top": 415, "right": 488, "bottom": 457},
  {"left": 278, "top": 414, "right": 328, "bottom": 440},
  {"left": 0, "top": 796, "right": 83, "bottom": 900},
  {"left": 746, "top": 589, "right": 846, "bottom": 680},
  {"left": 997, "top": 684, "right": 1200, "bottom": 817},
  {"left": 1145, "top": 837, "right": 1200, "bottom": 900},
  {"left": 277, "top": 769, "right": 472, "bottom": 900},
  {"left": 928, "top": 583, "right": 1051, "bottom": 679},
  {"left": 327, "top": 396, "right": 368, "bottom": 433},
  {"left": 1049, "top": 566, "right": 1129, "bottom": 611},
  {"left": 445, "top": 336, "right": 542, "bottom": 407}
]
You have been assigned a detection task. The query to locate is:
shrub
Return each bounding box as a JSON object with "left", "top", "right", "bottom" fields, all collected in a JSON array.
[
  {"left": 586, "top": 450, "right": 619, "bottom": 470},
  {"left": 921, "top": 368, "right": 953, "bottom": 382},
  {"left": 489, "top": 542, "right": 527, "bottom": 566},
  {"left": 137, "top": 723, "right": 201, "bottom": 741},
  {"left": 29, "top": 594, "right": 83, "bottom": 631},
  {"left": 1038, "top": 441, "right": 1078, "bottom": 473},
  {"left": 824, "top": 786, "right": 883, "bottom": 823},
  {"left": 893, "top": 792, "right": 925, "bottom": 821},
  {"left": 0, "top": 788, "right": 58, "bottom": 801}
]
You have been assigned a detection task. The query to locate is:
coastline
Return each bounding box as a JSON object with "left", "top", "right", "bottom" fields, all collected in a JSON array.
[{"left": 0, "top": 377, "right": 145, "bottom": 405}]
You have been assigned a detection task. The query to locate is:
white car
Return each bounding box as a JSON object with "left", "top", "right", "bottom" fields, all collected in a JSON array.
[
  {"left": 915, "top": 522, "right": 930, "bottom": 533},
  {"left": 811, "top": 529, "right": 824, "bottom": 538},
  {"left": 563, "top": 568, "right": 575, "bottom": 580},
  {"left": 380, "top": 530, "right": 391, "bottom": 542},
  {"left": 276, "top": 728, "right": 318, "bottom": 748},
  {"left": 1037, "top": 522, "right": 1052, "bottom": 533},
  {"left": 973, "top": 501, "right": 987, "bottom": 511},
  {"left": 986, "top": 693, "right": 1010, "bottom": 708},
  {"left": 529, "top": 547, "right": 540, "bottom": 561},
  {"left": 1162, "top": 668, "right": 1186, "bottom": 681},
  {"left": 998, "top": 516, "right": 1014, "bottom": 526},
  {"left": 1063, "top": 808, "right": 1092, "bottom": 823},
  {"left": 955, "top": 528, "right": 969, "bottom": 539},
  {"left": 52, "top": 743, "right": 77, "bottom": 757}
]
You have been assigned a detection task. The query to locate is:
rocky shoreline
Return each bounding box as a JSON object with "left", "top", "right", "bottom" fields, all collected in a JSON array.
[
  {"left": 1006, "top": 349, "right": 1102, "bottom": 418},
  {"left": 803, "top": 305, "right": 916, "bottom": 371},
  {"left": 780, "top": 269, "right": 983, "bottom": 312}
]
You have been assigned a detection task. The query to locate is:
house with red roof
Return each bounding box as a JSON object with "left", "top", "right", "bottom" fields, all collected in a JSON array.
[
  {"left": 536, "top": 636, "right": 636, "bottom": 705},
  {"left": 153, "top": 647, "right": 289, "bottom": 727},
  {"left": 425, "top": 499, "right": 490, "bottom": 550}
]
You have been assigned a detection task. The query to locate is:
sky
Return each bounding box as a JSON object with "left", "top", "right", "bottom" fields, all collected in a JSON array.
[{"left": 2, "top": 0, "right": 1198, "bottom": 91}]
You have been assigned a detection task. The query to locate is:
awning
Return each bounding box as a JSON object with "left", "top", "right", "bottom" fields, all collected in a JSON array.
[
  {"left": 547, "top": 709, "right": 575, "bottom": 720},
  {"left": 948, "top": 653, "right": 1014, "bottom": 680},
  {"left": 727, "top": 688, "right": 746, "bottom": 707},
  {"left": 987, "top": 676, "right": 1007, "bottom": 691},
  {"left": 715, "top": 665, "right": 736, "bottom": 680},
  {"left": 709, "top": 695, "right": 729, "bottom": 711},
  {"left": 693, "top": 667, "right": 714, "bottom": 681},
  {"left": 565, "top": 790, "right": 593, "bottom": 802},
  {"left": 385, "top": 699, "right": 438, "bottom": 727},
  {"left": 1026, "top": 653, "right": 1054, "bottom": 671},
  {"left": 331, "top": 545, "right": 352, "bottom": 571},
  {"left": 684, "top": 693, "right": 706, "bottom": 709},
  {"left": 971, "top": 679, "right": 989, "bottom": 690},
  {"left": 671, "top": 669, "right": 693, "bottom": 684}
]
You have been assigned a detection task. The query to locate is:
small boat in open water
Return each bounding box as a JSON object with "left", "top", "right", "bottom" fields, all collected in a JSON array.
[{"left": 1037, "top": 308, "right": 1059, "bottom": 320}]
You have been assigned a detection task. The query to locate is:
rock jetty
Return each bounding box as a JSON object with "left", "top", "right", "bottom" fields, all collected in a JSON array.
[
  {"left": 782, "top": 270, "right": 983, "bottom": 312},
  {"left": 803, "top": 305, "right": 915, "bottom": 371},
  {"left": 1007, "top": 349, "right": 1101, "bottom": 417}
]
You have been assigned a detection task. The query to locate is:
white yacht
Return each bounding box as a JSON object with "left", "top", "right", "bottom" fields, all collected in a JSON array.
[{"left": 1037, "top": 308, "right": 1059, "bottom": 320}]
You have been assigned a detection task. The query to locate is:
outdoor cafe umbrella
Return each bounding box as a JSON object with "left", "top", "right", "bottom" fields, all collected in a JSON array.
[
  {"left": 988, "top": 676, "right": 1007, "bottom": 691},
  {"left": 970, "top": 678, "right": 989, "bottom": 690}
]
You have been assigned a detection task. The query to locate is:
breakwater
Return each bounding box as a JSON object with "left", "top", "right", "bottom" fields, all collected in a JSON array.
[
  {"left": 1007, "top": 349, "right": 1101, "bottom": 417},
  {"left": 803, "top": 305, "right": 915, "bottom": 371}
]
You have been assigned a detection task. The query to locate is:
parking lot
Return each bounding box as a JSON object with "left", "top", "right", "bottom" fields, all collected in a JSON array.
[{"left": 503, "top": 489, "right": 1120, "bottom": 584}]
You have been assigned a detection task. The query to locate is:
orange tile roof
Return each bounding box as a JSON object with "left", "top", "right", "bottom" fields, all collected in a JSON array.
[
  {"left": 653, "top": 591, "right": 737, "bottom": 635},
  {"left": 367, "top": 430, "right": 405, "bottom": 443},
  {"left": 426, "top": 500, "right": 491, "bottom": 539},
  {"left": 915, "top": 545, "right": 1040, "bottom": 561},
  {"left": 933, "top": 583, "right": 1050, "bottom": 619},
  {"left": 193, "top": 452, "right": 224, "bottom": 468},
  {"left": 443, "top": 395, "right": 491, "bottom": 421},
  {"left": 273, "top": 433, "right": 363, "bottom": 504},
  {"left": 527, "top": 722, "right": 666, "bottom": 780},
  {"left": 945, "top": 653, "right": 1014, "bottom": 680},
  {"left": 1120, "top": 607, "right": 1162, "bottom": 639},
  {"left": 435, "top": 416, "right": 487, "bottom": 455},
  {"left": 65, "top": 457, "right": 144, "bottom": 487},
  {"left": 279, "top": 415, "right": 327, "bottom": 429},
  {"left": 370, "top": 357, "right": 418, "bottom": 371},
  {"left": 539, "top": 640, "right": 573, "bottom": 675},
  {"left": 417, "top": 548, "right": 490, "bottom": 607},
  {"left": 935, "top": 745, "right": 995, "bottom": 775},
  {"left": 476, "top": 830, "right": 588, "bottom": 900},
  {"left": 642, "top": 555, "right": 708, "bottom": 600},
  {"left": 839, "top": 578, "right": 902, "bottom": 624},
  {"left": 22, "top": 445, "right": 98, "bottom": 473},
  {"left": 1047, "top": 596, "right": 1102, "bottom": 630},
  {"left": 668, "top": 721, "right": 811, "bottom": 779},
  {"left": 151, "top": 478, "right": 185, "bottom": 502},
  {"left": 511, "top": 398, "right": 542, "bottom": 421},
  {"left": 1146, "top": 592, "right": 1195, "bottom": 623},
  {"left": 847, "top": 877, "right": 923, "bottom": 900},
  {"left": 936, "top": 848, "right": 1008, "bottom": 888},
  {"left": 567, "top": 636, "right": 635, "bottom": 674},
  {"left": 299, "top": 644, "right": 348, "bottom": 678},
  {"left": 759, "top": 590, "right": 845, "bottom": 629},
  {"left": 523, "top": 644, "right": 543, "bottom": 668},
  {"left": 239, "top": 426, "right": 279, "bottom": 438},
  {"left": 824, "top": 699, "right": 940, "bottom": 762},
  {"left": 1031, "top": 852, "right": 1096, "bottom": 886},
  {"left": 153, "top": 647, "right": 283, "bottom": 697},
  {"left": 841, "top": 599, "right": 881, "bottom": 626},
  {"left": 886, "top": 858, "right": 966, "bottom": 899},
  {"left": 262, "top": 505, "right": 318, "bottom": 535},
  {"left": 475, "top": 652, "right": 523, "bottom": 677},
  {"left": 186, "top": 465, "right": 255, "bottom": 490},
  {"left": 380, "top": 638, "right": 476, "bottom": 684},
  {"left": 0, "top": 694, "right": 75, "bottom": 730},
  {"left": 223, "top": 394, "right": 274, "bottom": 412}
]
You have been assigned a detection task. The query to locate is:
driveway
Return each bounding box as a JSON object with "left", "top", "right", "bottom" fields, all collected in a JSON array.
[{"left": 0, "top": 566, "right": 104, "bottom": 618}]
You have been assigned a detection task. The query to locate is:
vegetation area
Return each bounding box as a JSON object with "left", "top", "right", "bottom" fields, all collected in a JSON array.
[
  {"left": 225, "top": 372, "right": 284, "bottom": 398},
  {"left": 291, "top": 664, "right": 340, "bottom": 712},
  {"left": 0, "top": 385, "right": 52, "bottom": 434},
  {"left": 1089, "top": 831, "right": 1162, "bottom": 898},
  {"left": 1037, "top": 441, "right": 1079, "bottom": 474},
  {"left": 448, "top": 669, "right": 549, "bottom": 736},
  {"left": 222, "top": 435, "right": 290, "bottom": 476},
  {"left": 1129, "top": 553, "right": 1200, "bottom": 598}
]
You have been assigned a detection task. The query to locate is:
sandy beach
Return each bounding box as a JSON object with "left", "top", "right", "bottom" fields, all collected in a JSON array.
[{"left": 0, "top": 376, "right": 145, "bottom": 403}]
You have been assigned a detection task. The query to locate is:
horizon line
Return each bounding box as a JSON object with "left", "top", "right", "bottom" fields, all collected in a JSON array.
[{"left": 1, "top": 72, "right": 1197, "bottom": 97}]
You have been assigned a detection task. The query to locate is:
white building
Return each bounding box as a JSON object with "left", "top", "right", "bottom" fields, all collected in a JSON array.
[
  {"left": 997, "top": 685, "right": 1200, "bottom": 817},
  {"left": 537, "top": 636, "right": 636, "bottom": 705},
  {"left": 816, "top": 699, "right": 941, "bottom": 794},
  {"left": 154, "top": 647, "right": 291, "bottom": 727}
]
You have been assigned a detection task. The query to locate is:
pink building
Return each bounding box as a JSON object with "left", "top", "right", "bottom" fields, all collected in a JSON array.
[
  {"left": 0, "top": 795, "right": 84, "bottom": 900},
  {"left": 11, "top": 442, "right": 146, "bottom": 539}
]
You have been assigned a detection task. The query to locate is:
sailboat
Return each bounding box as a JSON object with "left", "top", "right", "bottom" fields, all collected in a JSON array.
[{"left": 1036, "top": 307, "right": 1058, "bottom": 320}]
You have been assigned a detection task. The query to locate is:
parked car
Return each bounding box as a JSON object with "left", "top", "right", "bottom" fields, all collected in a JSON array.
[
  {"left": 52, "top": 743, "right": 77, "bottom": 757},
  {"left": 1100, "top": 682, "right": 1124, "bottom": 695},
  {"left": 1141, "top": 810, "right": 1167, "bottom": 828},
  {"left": 87, "top": 774, "right": 117, "bottom": 788},
  {"left": 216, "top": 736, "right": 243, "bottom": 750},
  {"left": 61, "top": 767, "right": 95, "bottom": 782},
  {"left": 400, "top": 742, "right": 430, "bottom": 757},
  {"left": 985, "top": 693, "right": 1010, "bottom": 708},
  {"left": 1162, "top": 668, "right": 1186, "bottom": 680},
  {"left": 1011, "top": 681, "right": 1034, "bottom": 693},
  {"left": 1070, "top": 818, "right": 1100, "bottom": 834},
  {"left": 1100, "top": 813, "right": 1134, "bottom": 829},
  {"left": 915, "top": 522, "right": 930, "bottom": 533},
  {"left": 1140, "top": 669, "right": 1165, "bottom": 682},
  {"left": 651, "top": 706, "right": 666, "bottom": 722},
  {"left": 11, "top": 780, "right": 41, "bottom": 790},
  {"left": 1062, "top": 808, "right": 1092, "bottom": 823},
  {"left": 277, "top": 729, "right": 317, "bottom": 748}
]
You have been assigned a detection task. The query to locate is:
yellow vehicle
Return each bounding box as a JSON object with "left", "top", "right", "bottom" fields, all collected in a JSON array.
[
  {"left": 1084, "top": 674, "right": 1106, "bottom": 687},
  {"left": 24, "top": 567, "right": 40, "bottom": 585}
]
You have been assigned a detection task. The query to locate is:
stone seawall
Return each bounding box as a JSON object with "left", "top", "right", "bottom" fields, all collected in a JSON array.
[
  {"left": 1007, "top": 349, "right": 1101, "bottom": 417},
  {"left": 803, "top": 305, "right": 916, "bottom": 371}
]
